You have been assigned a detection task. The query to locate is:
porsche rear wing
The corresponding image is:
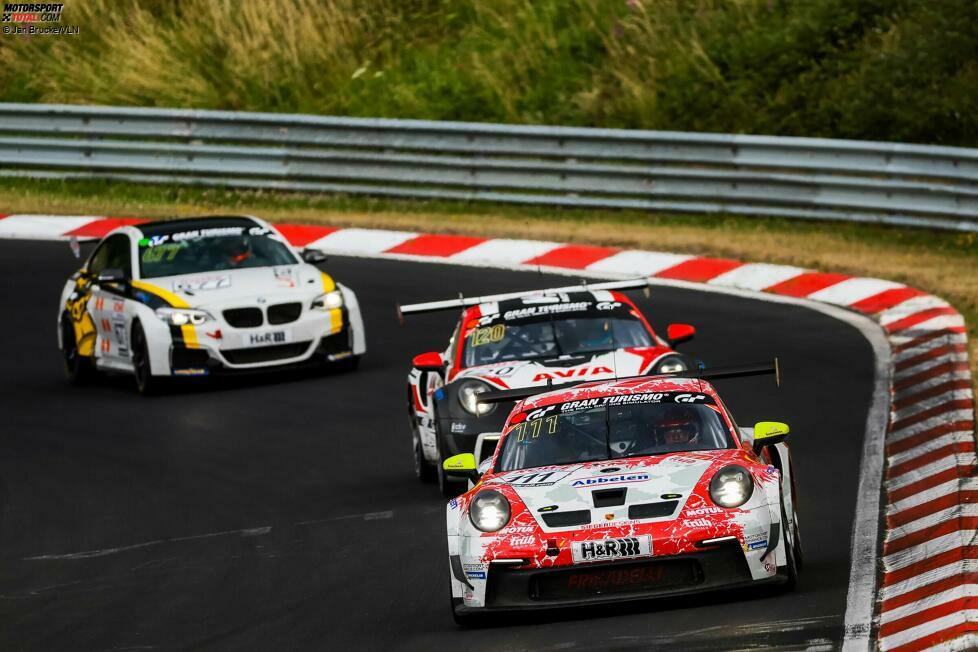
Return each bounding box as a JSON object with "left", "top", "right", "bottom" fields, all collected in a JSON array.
[
  {"left": 396, "top": 277, "right": 652, "bottom": 322},
  {"left": 477, "top": 358, "right": 781, "bottom": 405}
]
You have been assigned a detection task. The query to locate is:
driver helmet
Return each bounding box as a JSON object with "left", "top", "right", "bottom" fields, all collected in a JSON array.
[
  {"left": 222, "top": 236, "right": 252, "bottom": 265},
  {"left": 655, "top": 407, "right": 700, "bottom": 447}
]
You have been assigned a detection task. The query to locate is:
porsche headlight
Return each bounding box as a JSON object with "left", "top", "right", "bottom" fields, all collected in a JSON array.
[
  {"left": 469, "top": 489, "right": 511, "bottom": 532},
  {"left": 155, "top": 307, "right": 213, "bottom": 326},
  {"left": 311, "top": 290, "right": 344, "bottom": 311},
  {"left": 709, "top": 464, "right": 754, "bottom": 508},
  {"left": 655, "top": 356, "right": 687, "bottom": 374},
  {"left": 458, "top": 380, "right": 495, "bottom": 416}
]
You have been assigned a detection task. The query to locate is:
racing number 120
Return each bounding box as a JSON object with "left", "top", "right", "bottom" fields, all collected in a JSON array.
[
  {"left": 469, "top": 324, "right": 505, "bottom": 347},
  {"left": 513, "top": 415, "right": 558, "bottom": 442}
]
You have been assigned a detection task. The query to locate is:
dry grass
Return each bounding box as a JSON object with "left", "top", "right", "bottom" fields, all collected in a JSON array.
[{"left": 2, "top": 179, "right": 975, "bottom": 386}]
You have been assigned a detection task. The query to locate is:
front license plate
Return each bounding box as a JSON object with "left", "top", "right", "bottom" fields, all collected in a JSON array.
[
  {"left": 239, "top": 329, "right": 292, "bottom": 348},
  {"left": 532, "top": 558, "right": 699, "bottom": 599},
  {"left": 571, "top": 535, "right": 653, "bottom": 563}
]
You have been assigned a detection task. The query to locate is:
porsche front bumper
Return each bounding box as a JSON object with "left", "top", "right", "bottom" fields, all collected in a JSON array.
[{"left": 451, "top": 540, "right": 782, "bottom": 615}]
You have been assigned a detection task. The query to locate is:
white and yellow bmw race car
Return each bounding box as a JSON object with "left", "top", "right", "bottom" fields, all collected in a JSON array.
[{"left": 58, "top": 215, "right": 366, "bottom": 394}]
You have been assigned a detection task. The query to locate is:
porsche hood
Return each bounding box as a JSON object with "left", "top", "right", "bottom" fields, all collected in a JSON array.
[{"left": 487, "top": 453, "right": 721, "bottom": 530}]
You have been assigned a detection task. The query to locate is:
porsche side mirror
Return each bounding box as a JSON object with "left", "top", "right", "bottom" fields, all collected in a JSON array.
[
  {"left": 443, "top": 453, "right": 480, "bottom": 483},
  {"left": 301, "top": 248, "right": 328, "bottom": 264},
  {"left": 667, "top": 323, "right": 696, "bottom": 345},
  {"left": 96, "top": 268, "right": 127, "bottom": 285},
  {"left": 752, "top": 421, "right": 790, "bottom": 454},
  {"left": 412, "top": 351, "right": 444, "bottom": 372}
]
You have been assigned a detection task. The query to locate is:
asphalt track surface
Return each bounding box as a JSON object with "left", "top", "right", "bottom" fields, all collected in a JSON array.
[{"left": 0, "top": 240, "right": 876, "bottom": 651}]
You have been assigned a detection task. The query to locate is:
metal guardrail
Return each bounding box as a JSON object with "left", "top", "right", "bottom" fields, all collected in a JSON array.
[{"left": 1, "top": 103, "right": 977, "bottom": 231}]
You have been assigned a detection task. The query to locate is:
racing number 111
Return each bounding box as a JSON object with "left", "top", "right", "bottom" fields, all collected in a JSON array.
[{"left": 513, "top": 416, "right": 558, "bottom": 442}]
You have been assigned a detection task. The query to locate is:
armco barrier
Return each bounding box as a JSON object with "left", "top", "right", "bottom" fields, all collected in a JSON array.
[
  {"left": 1, "top": 104, "right": 978, "bottom": 232},
  {"left": 1, "top": 213, "right": 975, "bottom": 649}
]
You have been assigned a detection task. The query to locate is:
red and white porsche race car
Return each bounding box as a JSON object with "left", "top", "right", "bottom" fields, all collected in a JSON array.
[
  {"left": 441, "top": 362, "right": 800, "bottom": 623},
  {"left": 400, "top": 279, "right": 698, "bottom": 496}
]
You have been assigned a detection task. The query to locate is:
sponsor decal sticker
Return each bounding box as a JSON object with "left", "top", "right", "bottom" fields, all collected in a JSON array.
[
  {"left": 559, "top": 392, "right": 713, "bottom": 413},
  {"left": 683, "top": 518, "right": 713, "bottom": 528},
  {"left": 685, "top": 506, "right": 723, "bottom": 517},
  {"left": 572, "top": 535, "right": 653, "bottom": 563},
  {"left": 502, "top": 470, "right": 572, "bottom": 487},
  {"left": 173, "top": 275, "right": 231, "bottom": 293},
  {"left": 570, "top": 473, "right": 649, "bottom": 488},
  {"left": 245, "top": 330, "right": 291, "bottom": 347},
  {"left": 533, "top": 366, "right": 614, "bottom": 383},
  {"left": 450, "top": 421, "right": 467, "bottom": 434},
  {"left": 465, "top": 571, "right": 487, "bottom": 580}
]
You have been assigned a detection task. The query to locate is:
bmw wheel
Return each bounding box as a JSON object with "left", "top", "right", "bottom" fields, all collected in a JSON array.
[
  {"left": 60, "top": 313, "right": 92, "bottom": 385},
  {"left": 131, "top": 322, "right": 159, "bottom": 396}
]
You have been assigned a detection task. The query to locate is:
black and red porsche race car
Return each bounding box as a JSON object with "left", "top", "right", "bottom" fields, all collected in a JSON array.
[{"left": 399, "top": 279, "right": 699, "bottom": 496}]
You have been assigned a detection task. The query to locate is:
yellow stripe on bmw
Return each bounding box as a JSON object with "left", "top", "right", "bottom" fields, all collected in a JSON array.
[{"left": 130, "top": 280, "right": 200, "bottom": 349}]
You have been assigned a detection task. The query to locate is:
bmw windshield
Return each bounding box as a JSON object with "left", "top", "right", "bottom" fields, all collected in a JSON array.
[
  {"left": 462, "top": 302, "right": 653, "bottom": 367},
  {"left": 137, "top": 222, "right": 298, "bottom": 279},
  {"left": 496, "top": 393, "right": 734, "bottom": 472}
]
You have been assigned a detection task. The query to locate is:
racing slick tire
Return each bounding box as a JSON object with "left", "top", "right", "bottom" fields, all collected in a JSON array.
[
  {"left": 777, "top": 503, "right": 799, "bottom": 591},
  {"left": 60, "top": 312, "right": 93, "bottom": 385},
  {"left": 327, "top": 355, "right": 360, "bottom": 373},
  {"left": 131, "top": 321, "right": 161, "bottom": 396},
  {"left": 410, "top": 413, "right": 436, "bottom": 483},
  {"left": 450, "top": 585, "right": 482, "bottom": 627}
]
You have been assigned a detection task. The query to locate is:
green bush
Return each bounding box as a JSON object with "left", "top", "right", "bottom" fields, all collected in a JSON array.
[{"left": 0, "top": 0, "right": 975, "bottom": 145}]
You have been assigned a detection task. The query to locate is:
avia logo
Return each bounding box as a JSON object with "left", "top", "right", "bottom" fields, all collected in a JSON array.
[
  {"left": 571, "top": 473, "right": 649, "bottom": 487},
  {"left": 533, "top": 366, "right": 614, "bottom": 382}
]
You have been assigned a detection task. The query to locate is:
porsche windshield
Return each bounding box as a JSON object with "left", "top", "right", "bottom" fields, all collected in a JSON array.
[
  {"left": 496, "top": 394, "right": 733, "bottom": 472},
  {"left": 137, "top": 224, "right": 297, "bottom": 278},
  {"left": 462, "top": 308, "right": 653, "bottom": 367}
]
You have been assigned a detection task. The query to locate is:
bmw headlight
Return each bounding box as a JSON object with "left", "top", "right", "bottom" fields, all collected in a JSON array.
[
  {"left": 709, "top": 464, "right": 754, "bottom": 508},
  {"left": 155, "top": 307, "right": 214, "bottom": 326},
  {"left": 469, "top": 490, "right": 511, "bottom": 532},
  {"left": 458, "top": 380, "right": 495, "bottom": 416},
  {"left": 655, "top": 355, "right": 687, "bottom": 374},
  {"left": 311, "top": 290, "right": 344, "bottom": 311}
]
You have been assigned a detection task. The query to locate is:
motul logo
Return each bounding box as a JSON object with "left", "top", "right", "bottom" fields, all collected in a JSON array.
[
  {"left": 579, "top": 537, "right": 640, "bottom": 560},
  {"left": 533, "top": 366, "right": 614, "bottom": 382}
]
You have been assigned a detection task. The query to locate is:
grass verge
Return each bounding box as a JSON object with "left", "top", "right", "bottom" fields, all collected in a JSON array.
[{"left": 3, "top": 177, "right": 976, "bottom": 386}]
